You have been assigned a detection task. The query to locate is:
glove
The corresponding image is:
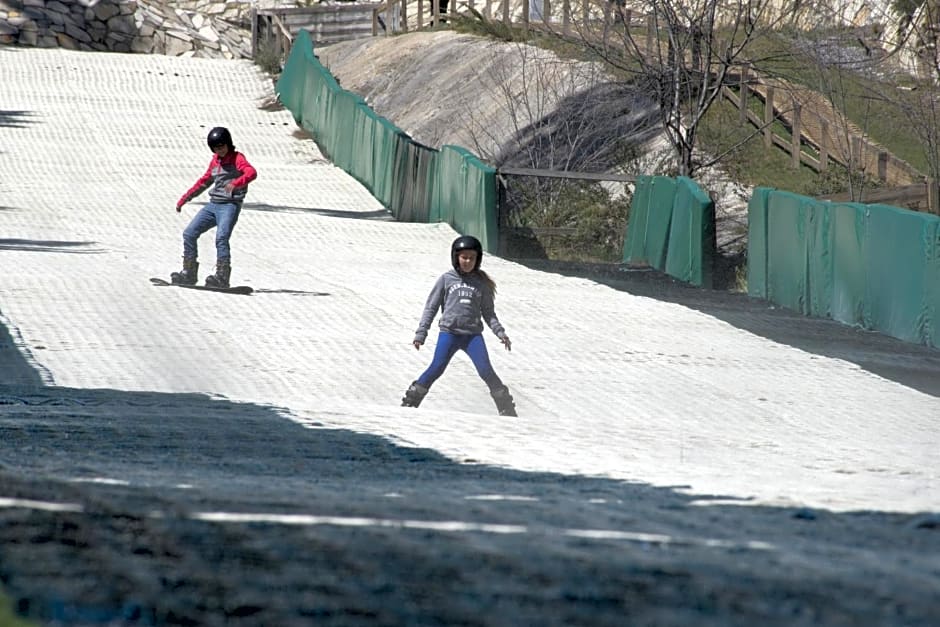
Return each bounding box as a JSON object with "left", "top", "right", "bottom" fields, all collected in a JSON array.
[{"left": 175, "top": 200, "right": 185, "bottom": 213}]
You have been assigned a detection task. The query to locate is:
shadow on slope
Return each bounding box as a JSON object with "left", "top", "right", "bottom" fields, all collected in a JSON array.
[
  {"left": 516, "top": 259, "right": 940, "bottom": 398},
  {"left": 0, "top": 238, "right": 102, "bottom": 253},
  {"left": 244, "top": 202, "right": 393, "bottom": 221},
  {"left": 0, "top": 110, "right": 36, "bottom": 129},
  {"left": 0, "top": 317, "right": 937, "bottom": 626},
  {"left": 0, "top": 309, "right": 45, "bottom": 388},
  {"left": 496, "top": 80, "right": 661, "bottom": 169}
]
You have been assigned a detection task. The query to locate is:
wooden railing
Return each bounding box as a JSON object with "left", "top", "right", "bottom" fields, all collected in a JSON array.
[
  {"left": 719, "top": 68, "right": 936, "bottom": 213},
  {"left": 816, "top": 182, "right": 940, "bottom": 213},
  {"left": 371, "top": 0, "right": 653, "bottom": 37},
  {"left": 252, "top": 4, "right": 379, "bottom": 52},
  {"left": 721, "top": 68, "right": 923, "bottom": 185},
  {"left": 251, "top": 7, "right": 293, "bottom": 60}
]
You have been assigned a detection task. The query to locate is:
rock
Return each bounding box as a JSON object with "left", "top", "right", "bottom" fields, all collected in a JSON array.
[
  {"left": 65, "top": 22, "right": 92, "bottom": 43},
  {"left": 96, "top": 2, "right": 122, "bottom": 21},
  {"left": 17, "top": 28, "right": 37, "bottom": 45},
  {"left": 55, "top": 31, "right": 78, "bottom": 49},
  {"left": 165, "top": 31, "right": 193, "bottom": 56},
  {"left": 131, "top": 35, "right": 152, "bottom": 52},
  {"left": 47, "top": 2, "right": 71, "bottom": 15}
]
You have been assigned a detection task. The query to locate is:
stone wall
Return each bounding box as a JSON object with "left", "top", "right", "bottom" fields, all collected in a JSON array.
[{"left": 0, "top": 0, "right": 254, "bottom": 58}]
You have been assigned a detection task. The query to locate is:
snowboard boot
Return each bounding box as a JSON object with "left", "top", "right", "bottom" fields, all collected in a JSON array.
[
  {"left": 401, "top": 381, "right": 429, "bottom": 408},
  {"left": 491, "top": 385, "right": 517, "bottom": 416},
  {"left": 205, "top": 260, "right": 232, "bottom": 288},
  {"left": 170, "top": 257, "right": 198, "bottom": 285}
]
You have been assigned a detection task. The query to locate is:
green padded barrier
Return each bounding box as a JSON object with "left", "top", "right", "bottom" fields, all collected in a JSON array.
[
  {"left": 275, "top": 30, "right": 501, "bottom": 252},
  {"left": 330, "top": 93, "right": 367, "bottom": 173},
  {"left": 390, "top": 139, "right": 433, "bottom": 222},
  {"left": 432, "top": 147, "right": 461, "bottom": 225},
  {"left": 665, "top": 177, "right": 714, "bottom": 287},
  {"left": 752, "top": 189, "right": 940, "bottom": 348},
  {"left": 300, "top": 67, "right": 338, "bottom": 154},
  {"left": 386, "top": 135, "right": 409, "bottom": 219},
  {"left": 435, "top": 146, "right": 498, "bottom": 251},
  {"left": 350, "top": 105, "right": 379, "bottom": 188},
  {"left": 623, "top": 176, "right": 714, "bottom": 287},
  {"left": 622, "top": 176, "right": 676, "bottom": 269},
  {"left": 927, "top": 219, "right": 940, "bottom": 347},
  {"left": 747, "top": 187, "right": 773, "bottom": 299},
  {"left": 381, "top": 127, "right": 413, "bottom": 218},
  {"left": 371, "top": 116, "right": 405, "bottom": 208},
  {"left": 765, "top": 191, "right": 809, "bottom": 313},
  {"left": 311, "top": 68, "right": 342, "bottom": 152},
  {"left": 864, "top": 204, "right": 936, "bottom": 344},
  {"left": 312, "top": 72, "right": 343, "bottom": 153},
  {"left": 622, "top": 175, "right": 651, "bottom": 265},
  {"left": 804, "top": 198, "right": 832, "bottom": 319},
  {"left": 644, "top": 176, "right": 677, "bottom": 270},
  {"left": 276, "top": 30, "right": 313, "bottom": 122},
  {"left": 829, "top": 202, "right": 869, "bottom": 328},
  {"left": 410, "top": 143, "right": 438, "bottom": 223},
  {"left": 664, "top": 198, "right": 693, "bottom": 281}
]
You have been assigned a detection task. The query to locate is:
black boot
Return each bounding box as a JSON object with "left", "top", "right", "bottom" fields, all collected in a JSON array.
[
  {"left": 491, "top": 385, "right": 517, "bottom": 416},
  {"left": 170, "top": 257, "right": 198, "bottom": 285},
  {"left": 205, "top": 260, "right": 231, "bottom": 288},
  {"left": 401, "top": 381, "right": 429, "bottom": 408}
]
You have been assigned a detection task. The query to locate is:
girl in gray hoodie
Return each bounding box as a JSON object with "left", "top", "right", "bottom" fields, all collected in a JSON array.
[{"left": 401, "top": 235, "right": 517, "bottom": 416}]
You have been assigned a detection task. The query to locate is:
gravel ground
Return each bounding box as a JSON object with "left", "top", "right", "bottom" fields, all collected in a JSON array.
[{"left": 2, "top": 381, "right": 940, "bottom": 626}]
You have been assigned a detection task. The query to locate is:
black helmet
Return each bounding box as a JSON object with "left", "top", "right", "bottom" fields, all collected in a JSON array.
[
  {"left": 207, "top": 126, "right": 233, "bottom": 150},
  {"left": 451, "top": 235, "right": 483, "bottom": 272}
]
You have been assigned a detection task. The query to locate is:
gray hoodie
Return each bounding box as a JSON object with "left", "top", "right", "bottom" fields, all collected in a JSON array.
[{"left": 414, "top": 269, "right": 506, "bottom": 344}]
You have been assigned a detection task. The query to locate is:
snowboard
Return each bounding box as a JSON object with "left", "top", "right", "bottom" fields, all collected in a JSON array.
[{"left": 150, "top": 277, "right": 253, "bottom": 295}]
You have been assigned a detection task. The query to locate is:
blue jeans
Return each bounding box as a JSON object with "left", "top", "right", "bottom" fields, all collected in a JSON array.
[
  {"left": 182, "top": 202, "right": 241, "bottom": 261},
  {"left": 417, "top": 332, "right": 504, "bottom": 390}
]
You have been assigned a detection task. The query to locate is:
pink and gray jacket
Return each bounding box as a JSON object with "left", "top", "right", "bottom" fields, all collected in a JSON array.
[{"left": 178, "top": 151, "right": 257, "bottom": 207}]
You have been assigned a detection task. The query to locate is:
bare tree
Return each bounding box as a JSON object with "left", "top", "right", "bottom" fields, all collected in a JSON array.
[
  {"left": 459, "top": 42, "right": 657, "bottom": 171},
  {"left": 877, "top": 1, "right": 940, "bottom": 193},
  {"left": 785, "top": 29, "right": 886, "bottom": 200},
  {"left": 547, "top": 0, "right": 791, "bottom": 177},
  {"left": 456, "top": 42, "right": 650, "bottom": 259}
]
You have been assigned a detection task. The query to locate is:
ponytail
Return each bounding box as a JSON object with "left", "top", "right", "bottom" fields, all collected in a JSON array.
[{"left": 477, "top": 269, "right": 497, "bottom": 295}]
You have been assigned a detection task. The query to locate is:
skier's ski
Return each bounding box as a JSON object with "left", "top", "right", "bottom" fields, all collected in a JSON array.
[{"left": 150, "top": 277, "right": 253, "bottom": 295}]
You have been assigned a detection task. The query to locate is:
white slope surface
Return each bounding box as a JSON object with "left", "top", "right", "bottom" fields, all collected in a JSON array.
[{"left": 0, "top": 47, "right": 937, "bottom": 515}]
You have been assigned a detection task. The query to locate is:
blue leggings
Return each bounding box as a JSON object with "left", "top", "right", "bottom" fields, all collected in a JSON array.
[{"left": 417, "top": 332, "right": 504, "bottom": 390}]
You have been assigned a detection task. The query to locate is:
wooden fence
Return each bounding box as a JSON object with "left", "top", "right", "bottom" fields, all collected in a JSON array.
[
  {"left": 251, "top": 4, "right": 379, "bottom": 53},
  {"left": 370, "top": 0, "right": 654, "bottom": 38},
  {"left": 721, "top": 68, "right": 936, "bottom": 213}
]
